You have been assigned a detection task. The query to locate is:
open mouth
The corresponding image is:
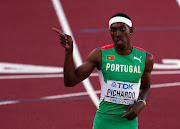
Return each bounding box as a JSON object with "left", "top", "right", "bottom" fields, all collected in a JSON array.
[{"left": 115, "top": 38, "right": 123, "bottom": 44}]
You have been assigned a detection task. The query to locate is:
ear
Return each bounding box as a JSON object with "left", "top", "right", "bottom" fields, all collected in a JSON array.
[{"left": 129, "top": 27, "right": 134, "bottom": 35}]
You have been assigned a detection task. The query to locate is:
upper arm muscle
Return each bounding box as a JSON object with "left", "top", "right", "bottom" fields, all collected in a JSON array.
[
  {"left": 141, "top": 52, "right": 154, "bottom": 89},
  {"left": 74, "top": 48, "right": 101, "bottom": 83}
]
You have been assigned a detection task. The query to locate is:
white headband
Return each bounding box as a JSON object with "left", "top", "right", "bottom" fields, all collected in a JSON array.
[{"left": 109, "top": 16, "right": 132, "bottom": 28}]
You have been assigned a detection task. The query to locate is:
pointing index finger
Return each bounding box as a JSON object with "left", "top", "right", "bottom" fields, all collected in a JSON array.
[{"left": 52, "top": 28, "right": 65, "bottom": 35}]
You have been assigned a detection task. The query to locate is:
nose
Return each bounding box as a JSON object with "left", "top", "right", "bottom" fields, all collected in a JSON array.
[{"left": 116, "top": 29, "right": 121, "bottom": 37}]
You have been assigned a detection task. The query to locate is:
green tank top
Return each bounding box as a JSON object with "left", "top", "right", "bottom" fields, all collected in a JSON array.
[{"left": 97, "top": 44, "right": 146, "bottom": 115}]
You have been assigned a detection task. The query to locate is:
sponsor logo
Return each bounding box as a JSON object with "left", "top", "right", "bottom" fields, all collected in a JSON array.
[
  {"left": 104, "top": 80, "right": 140, "bottom": 105},
  {"left": 111, "top": 82, "right": 134, "bottom": 90},
  {"left": 133, "top": 56, "right": 142, "bottom": 63},
  {"left": 111, "top": 82, "right": 117, "bottom": 87}
]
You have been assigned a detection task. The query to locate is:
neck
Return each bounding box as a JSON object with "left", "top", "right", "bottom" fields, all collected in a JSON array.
[{"left": 114, "top": 44, "right": 133, "bottom": 55}]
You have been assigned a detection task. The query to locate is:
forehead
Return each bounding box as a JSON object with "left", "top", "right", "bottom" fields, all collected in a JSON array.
[{"left": 110, "top": 22, "right": 128, "bottom": 28}]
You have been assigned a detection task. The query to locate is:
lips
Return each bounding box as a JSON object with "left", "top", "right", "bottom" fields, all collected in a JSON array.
[{"left": 115, "top": 38, "right": 123, "bottom": 44}]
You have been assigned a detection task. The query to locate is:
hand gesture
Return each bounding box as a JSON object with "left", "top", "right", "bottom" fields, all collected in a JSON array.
[
  {"left": 121, "top": 102, "right": 145, "bottom": 120},
  {"left": 52, "top": 28, "right": 73, "bottom": 52}
]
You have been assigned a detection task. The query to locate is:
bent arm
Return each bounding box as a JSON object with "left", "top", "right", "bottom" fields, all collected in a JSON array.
[
  {"left": 64, "top": 48, "right": 101, "bottom": 87},
  {"left": 52, "top": 28, "right": 101, "bottom": 87},
  {"left": 121, "top": 52, "right": 154, "bottom": 120},
  {"left": 138, "top": 52, "right": 154, "bottom": 101}
]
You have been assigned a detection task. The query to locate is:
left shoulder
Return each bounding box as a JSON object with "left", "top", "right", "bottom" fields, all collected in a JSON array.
[
  {"left": 145, "top": 52, "right": 154, "bottom": 72},
  {"left": 146, "top": 52, "right": 153, "bottom": 62}
]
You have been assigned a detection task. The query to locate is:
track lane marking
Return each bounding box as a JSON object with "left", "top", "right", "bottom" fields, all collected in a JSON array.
[
  {"left": 177, "top": 0, "right": 180, "bottom": 7},
  {"left": 0, "top": 82, "right": 180, "bottom": 106},
  {"left": 42, "top": 82, "right": 180, "bottom": 99},
  {"left": 1, "top": 70, "right": 180, "bottom": 79},
  {"left": 51, "top": 0, "right": 99, "bottom": 108},
  {"left": 0, "top": 101, "right": 19, "bottom": 106}
]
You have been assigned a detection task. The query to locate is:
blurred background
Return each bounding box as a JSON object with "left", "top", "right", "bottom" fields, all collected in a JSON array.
[{"left": 0, "top": 0, "right": 180, "bottom": 129}]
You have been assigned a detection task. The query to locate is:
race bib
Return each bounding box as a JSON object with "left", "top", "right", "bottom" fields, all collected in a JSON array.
[{"left": 103, "top": 80, "right": 140, "bottom": 105}]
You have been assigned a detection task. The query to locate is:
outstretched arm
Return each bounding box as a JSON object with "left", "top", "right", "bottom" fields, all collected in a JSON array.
[
  {"left": 52, "top": 28, "right": 101, "bottom": 87},
  {"left": 122, "top": 52, "right": 154, "bottom": 120}
]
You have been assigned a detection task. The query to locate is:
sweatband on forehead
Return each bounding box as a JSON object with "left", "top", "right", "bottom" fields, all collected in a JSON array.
[{"left": 109, "top": 16, "right": 132, "bottom": 28}]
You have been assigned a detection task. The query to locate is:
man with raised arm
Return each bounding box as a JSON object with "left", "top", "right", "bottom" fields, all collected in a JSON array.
[{"left": 53, "top": 13, "right": 154, "bottom": 129}]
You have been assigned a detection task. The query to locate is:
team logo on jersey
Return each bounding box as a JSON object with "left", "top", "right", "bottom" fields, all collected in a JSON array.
[
  {"left": 133, "top": 56, "right": 142, "bottom": 63},
  {"left": 106, "top": 55, "right": 115, "bottom": 61}
]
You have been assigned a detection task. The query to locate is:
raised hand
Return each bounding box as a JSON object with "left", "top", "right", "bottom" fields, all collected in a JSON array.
[{"left": 52, "top": 28, "right": 73, "bottom": 52}]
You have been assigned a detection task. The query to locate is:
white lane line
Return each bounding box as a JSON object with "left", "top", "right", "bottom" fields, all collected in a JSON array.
[
  {"left": 0, "top": 74, "right": 63, "bottom": 79},
  {"left": 1, "top": 70, "right": 180, "bottom": 79},
  {"left": 51, "top": 0, "right": 99, "bottom": 108},
  {"left": 152, "top": 70, "right": 180, "bottom": 75},
  {"left": 42, "top": 90, "right": 101, "bottom": 99},
  {"left": 0, "top": 62, "right": 63, "bottom": 73},
  {"left": 0, "top": 101, "right": 19, "bottom": 106},
  {"left": 42, "top": 82, "right": 180, "bottom": 99},
  {"left": 177, "top": 0, "right": 180, "bottom": 7},
  {"left": 1, "top": 82, "right": 180, "bottom": 106},
  {"left": 151, "top": 82, "right": 180, "bottom": 88}
]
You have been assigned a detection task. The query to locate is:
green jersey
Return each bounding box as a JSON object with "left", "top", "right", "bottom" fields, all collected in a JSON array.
[{"left": 93, "top": 44, "right": 146, "bottom": 129}]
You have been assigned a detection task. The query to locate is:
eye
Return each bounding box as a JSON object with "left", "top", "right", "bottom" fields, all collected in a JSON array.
[
  {"left": 110, "top": 27, "right": 116, "bottom": 32},
  {"left": 120, "top": 26, "right": 126, "bottom": 31}
]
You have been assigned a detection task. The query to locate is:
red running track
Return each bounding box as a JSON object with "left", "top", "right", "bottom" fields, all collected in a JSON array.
[{"left": 0, "top": 0, "right": 180, "bottom": 129}]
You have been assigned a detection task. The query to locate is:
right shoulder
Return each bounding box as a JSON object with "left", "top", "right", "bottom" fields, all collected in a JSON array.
[
  {"left": 91, "top": 48, "right": 102, "bottom": 55},
  {"left": 86, "top": 44, "right": 114, "bottom": 70},
  {"left": 86, "top": 48, "right": 102, "bottom": 70}
]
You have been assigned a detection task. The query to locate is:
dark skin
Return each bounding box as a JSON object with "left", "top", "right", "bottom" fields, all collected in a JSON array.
[{"left": 52, "top": 22, "right": 154, "bottom": 120}]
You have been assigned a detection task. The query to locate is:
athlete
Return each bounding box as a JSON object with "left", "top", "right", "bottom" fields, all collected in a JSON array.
[{"left": 53, "top": 13, "right": 154, "bottom": 129}]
